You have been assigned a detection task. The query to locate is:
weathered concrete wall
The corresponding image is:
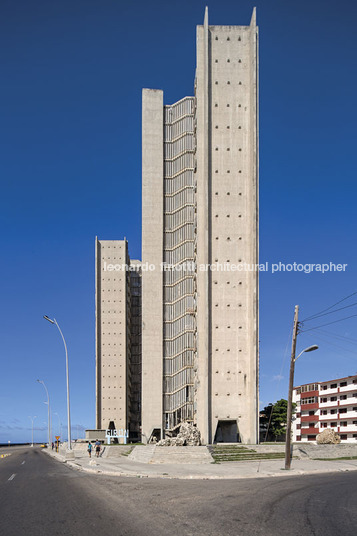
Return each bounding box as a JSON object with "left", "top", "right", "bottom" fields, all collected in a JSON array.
[
  {"left": 195, "top": 8, "right": 211, "bottom": 447},
  {"left": 140, "top": 10, "right": 259, "bottom": 446},
  {"left": 254, "top": 443, "right": 357, "bottom": 458},
  {"left": 295, "top": 443, "right": 357, "bottom": 459},
  {"left": 129, "top": 445, "right": 213, "bottom": 464},
  {"left": 141, "top": 89, "right": 164, "bottom": 443},
  {"left": 96, "top": 239, "right": 130, "bottom": 431},
  {"left": 195, "top": 10, "right": 259, "bottom": 444}
]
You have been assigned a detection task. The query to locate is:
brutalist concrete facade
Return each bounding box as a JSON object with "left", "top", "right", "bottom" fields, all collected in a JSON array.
[
  {"left": 95, "top": 238, "right": 141, "bottom": 440},
  {"left": 141, "top": 9, "right": 259, "bottom": 444}
]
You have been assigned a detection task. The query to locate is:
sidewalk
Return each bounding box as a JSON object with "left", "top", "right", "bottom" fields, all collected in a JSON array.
[{"left": 43, "top": 448, "right": 357, "bottom": 480}]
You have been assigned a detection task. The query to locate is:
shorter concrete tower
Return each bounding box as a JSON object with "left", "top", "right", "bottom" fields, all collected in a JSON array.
[{"left": 95, "top": 238, "right": 141, "bottom": 439}]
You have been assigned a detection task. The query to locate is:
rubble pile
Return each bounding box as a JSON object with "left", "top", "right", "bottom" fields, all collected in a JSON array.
[
  {"left": 316, "top": 428, "right": 341, "bottom": 444},
  {"left": 157, "top": 422, "right": 201, "bottom": 446}
]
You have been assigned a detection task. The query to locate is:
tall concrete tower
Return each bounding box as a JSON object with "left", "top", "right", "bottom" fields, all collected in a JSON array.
[{"left": 141, "top": 8, "right": 259, "bottom": 445}]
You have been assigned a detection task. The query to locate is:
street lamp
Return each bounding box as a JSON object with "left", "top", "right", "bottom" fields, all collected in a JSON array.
[
  {"left": 36, "top": 379, "right": 51, "bottom": 447},
  {"left": 28, "top": 416, "right": 37, "bottom": 447},
  {"left": 43, "top": 315, "right": 72, "bottom": 455},
  {"left": 295, "top": 345, "right": 319, "bottom": 361},
  {"left": 285, "top": 342, "right": 319, "bottom": 470}
]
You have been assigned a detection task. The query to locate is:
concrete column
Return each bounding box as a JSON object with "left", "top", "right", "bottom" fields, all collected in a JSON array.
[
  {"left": 95, "top": 237, "right": 101, "bottom": 429},
  {"left": 195, "top": 9, "right": 259, "bottom": 445},
  {"left": 141, "top": 89, "right": 164, "bottom": 443},
  {"left": 247, "top": 8, "right": 259, "bottom": 443},
  {"left": 195, "top": 8, "right": 211, "bottom": 444}
]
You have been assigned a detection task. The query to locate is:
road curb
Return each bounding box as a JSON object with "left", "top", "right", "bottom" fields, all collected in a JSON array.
[
  {"left": 41, "top": 449, "right": 357, "bottom": 480},
  {"left": 42, "top": 449, "right": 66, "bottom": 463},
  {"left": 57, "top": 461, "right": 357, "bottom": 480}
]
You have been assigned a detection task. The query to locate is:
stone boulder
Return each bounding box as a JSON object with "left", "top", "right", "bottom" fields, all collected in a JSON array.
[
  {"left": 179, "top": 422, "right": 201, "bottom": 446},
  {"left": 157, "top": 438, "right": 171, "bottom": 446},
  {"left": 157, "top": 422, "right": 201, "bottom": 446},
  {"left": 316, "top": 428, "right": 341, "bottom": 444}
]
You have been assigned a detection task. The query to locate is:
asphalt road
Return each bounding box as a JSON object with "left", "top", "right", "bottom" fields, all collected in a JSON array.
[{"left": 1, "top": 447, "right": 356, "bottom": 536}]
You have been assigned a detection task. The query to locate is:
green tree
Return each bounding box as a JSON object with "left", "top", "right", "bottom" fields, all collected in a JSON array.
[{"left": 260, "top": 399, "right": 296, "bottom": 441}]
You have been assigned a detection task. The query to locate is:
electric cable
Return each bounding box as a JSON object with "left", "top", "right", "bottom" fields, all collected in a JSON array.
[
  {"left": 301, "top": 291, "right": 357, "bottom": 322},
  {"left": 300, "top": 313, "right": 357, "bottom": 333}
]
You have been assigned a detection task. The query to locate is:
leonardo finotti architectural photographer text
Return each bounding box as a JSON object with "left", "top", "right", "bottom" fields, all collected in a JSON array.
[{"left": 103, "top": 261, "right": 348, "bottom": 274}]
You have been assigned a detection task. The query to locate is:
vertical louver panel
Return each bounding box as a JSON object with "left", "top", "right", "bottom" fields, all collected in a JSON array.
[{"left": 163, "top": 97, "right": 197, "bottom": 432}]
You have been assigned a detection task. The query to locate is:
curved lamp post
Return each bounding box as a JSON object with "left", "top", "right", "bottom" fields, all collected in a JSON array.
[
  {"left": 43, "top": 316, "right": 72, "bottom": 453},
  {"left": 36, "top": 379, "right": 51, "bottom": 446},
  {"left": 285, "top": 344, "right": 319, "bottom": 470},
  {"left": 28, "top": 415, "right": 37, "bottom": 447}
]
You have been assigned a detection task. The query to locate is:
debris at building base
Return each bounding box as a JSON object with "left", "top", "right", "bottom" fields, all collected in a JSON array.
[
  {"left": 316, "top": 428, "right": 341, "bottom": 444},
  {"left": 157, "top": 422, "right": 201, "bottom": 446}
]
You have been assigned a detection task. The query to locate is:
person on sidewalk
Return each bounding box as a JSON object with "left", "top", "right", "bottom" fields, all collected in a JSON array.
[
  {"left": 87, "top": 442, "right": 92, "bottom": 458},
  {"left": 95, "top": 439, "right": 101, "bottom": 457}
]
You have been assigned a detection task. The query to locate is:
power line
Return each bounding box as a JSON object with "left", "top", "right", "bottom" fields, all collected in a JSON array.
[
  {"left": 305, "top": 330, "right": 357, "bottom": 357},
  {"left": 316, "top": 328, "right": 357, "bottom": 345},
  {"left": 301, "top": 313, "right": 357, "bottom": 332},
  {"left": 301, "top": 291, "right": 357, "bottom": 322},
  {"left": 300, "top": 301, "right": 357, "bottom": 323}
]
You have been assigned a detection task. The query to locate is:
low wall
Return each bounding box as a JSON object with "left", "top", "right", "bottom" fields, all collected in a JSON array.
[
  {"left": 216, "top": 443, "right": 357, "bottom": 459},
  {"left": 129, "top": 445, "right": 213, "bottom": 464},
  {"left": 250, "top": 444, "right": 286, "bottom": 453},
  {"left": 295, "top": 443, "right": 357, "bottom": 459},
  {"left": 85, "top": 430, "right": 106, "bottom": 441},
  {"left": 105, "top": 445, "right": 133, "bottom": 458}
]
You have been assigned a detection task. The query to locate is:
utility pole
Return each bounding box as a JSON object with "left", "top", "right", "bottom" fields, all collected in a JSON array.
[{"left": 285, "top": 305, "right": 299, "bottom": 470}]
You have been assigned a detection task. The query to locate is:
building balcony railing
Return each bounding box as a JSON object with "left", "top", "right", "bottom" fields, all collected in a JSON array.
[
  {"left": 319, "top": 402, "right": 357, "bottom": 411},
  {"left": 338, "top": 400, "right": 357, "bottom": 408},
  {"left": 301, "top": 415, "right": 319, "bottom": 422},
  {"left": 320, "top": 416, "right": 357, "bottom": 422},
  {"left": 301, "top": 390, "right": 319, "bottom": 399},
  {"left": 319, "top": 388, "right": 357, "bottom": 398},
  {"left": 319, "top": 402, "right": 339, "bottom": 408},
  {"left": 299, "top": 403, "right": 319, "bottom": 411},
  {"left": 339, "top": 426, "right": 357, "bottom": 433},
  {"left": 300, "top": 427, "right": 319, "bottom": 435},
  {"left": 340, "top": 383, "right": 357, "bottom": 392}
]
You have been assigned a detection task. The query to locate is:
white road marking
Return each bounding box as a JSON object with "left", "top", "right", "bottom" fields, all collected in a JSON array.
[
  {"left": 21, "top": 461, "right": 25, "bottom": 465},
  {"left": 8, "top": 473, "right": 16, "bottom": 481}
]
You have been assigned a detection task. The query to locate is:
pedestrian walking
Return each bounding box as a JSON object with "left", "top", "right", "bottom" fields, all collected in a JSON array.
[
  {"left": 87, "top": 441, "right": 92, "bottom": 458},
  {"left": 95, "top": 439, "right": 101, "bottom": 457}
]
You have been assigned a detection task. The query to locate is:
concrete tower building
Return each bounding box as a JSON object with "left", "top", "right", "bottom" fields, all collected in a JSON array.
[
  {"left": 95, "top": 238, "right": 141, "bottom": 440},
  {"left": 141, "top": 8, "right": 259, "bottom": 444}
]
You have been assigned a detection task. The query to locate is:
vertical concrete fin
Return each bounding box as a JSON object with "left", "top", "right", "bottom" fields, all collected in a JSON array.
[
  {"left": 95, "top": 236, "right": 100, "bottom": 430},
  {"left": 249, "top": 5, "right": 259, "bottom": 444},
  {"left": 195, "top": 11, "right": 211, "bottom": 444},
  {"left": 203, "top": 2, "right": 211, "bottom": 444},
  {"left": 141, "top": 88, "right": 164, "bottom": 443},
  {"left": 204, "top": 6, "right": 208, "bottom": 28},
  {"left": 250, "top": 7, "right": 257, "bottom": 27}
]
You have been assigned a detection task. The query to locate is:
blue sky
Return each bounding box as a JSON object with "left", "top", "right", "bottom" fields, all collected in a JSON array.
[{"left": 1, "top": 0, "right": 356, "bottom": 443}]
